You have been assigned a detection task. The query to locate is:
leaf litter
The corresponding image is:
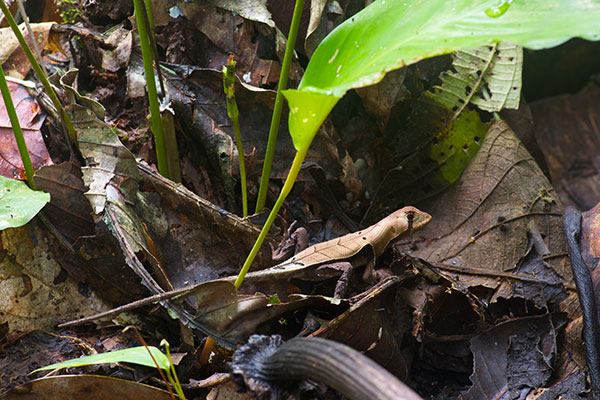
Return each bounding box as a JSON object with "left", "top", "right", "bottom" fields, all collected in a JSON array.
[{"left": 0, "top": 1, "right": 598, "bottom": 399}]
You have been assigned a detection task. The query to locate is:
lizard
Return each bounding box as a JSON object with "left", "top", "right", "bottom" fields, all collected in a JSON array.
[{"left": 229, "top": 206, "right": 432, "bottom": 298}]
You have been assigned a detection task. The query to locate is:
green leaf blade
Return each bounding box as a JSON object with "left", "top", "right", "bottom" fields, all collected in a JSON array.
[
  {"left": 0, "top": 176, "right": 49, "bottom": 230},
  {"left": 302, "top": 0, "right": 600, "bottom": 96},
  {"left": 288, "top": 0, "right": 600, "bottom": 147},
  {"left": 282, "top": 89, "right": 339, "bottom": 150},
  {"left": 32, "top": 346, "right": 170, "bottom": 373}
]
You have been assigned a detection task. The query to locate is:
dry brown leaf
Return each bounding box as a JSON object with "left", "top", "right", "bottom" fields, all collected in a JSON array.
[{"left": 0, "top": 82, "right": 50, "bottom": 180}]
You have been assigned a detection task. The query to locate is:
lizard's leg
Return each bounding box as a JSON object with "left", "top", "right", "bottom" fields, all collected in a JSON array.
[
  {"left": 361, "top": 258, "right": 376, "bottom": 283},
  {"left": 271, "top": 222, "right": 309, "bottom": 263},
  {"left": 317, "top": 261, "right": 353, "bottom": 299}
]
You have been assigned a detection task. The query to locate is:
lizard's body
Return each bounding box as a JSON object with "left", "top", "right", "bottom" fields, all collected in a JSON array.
[{"left": 230, "top": 206, "right": 431, "bottom": 289}]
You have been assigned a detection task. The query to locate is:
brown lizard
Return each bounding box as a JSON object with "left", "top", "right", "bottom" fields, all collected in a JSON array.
[{"left": 232, "top": 206, "right": 432, "bottom": 297}]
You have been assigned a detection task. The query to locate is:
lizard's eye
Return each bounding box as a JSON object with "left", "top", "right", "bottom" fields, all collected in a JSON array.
[{"left": 407, "top": 211, "right": 415, "bottom": 231}]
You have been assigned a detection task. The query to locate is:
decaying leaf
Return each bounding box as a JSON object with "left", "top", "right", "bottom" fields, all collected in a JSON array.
[
  {"left": 462, "top": 314, "right": 565, "bottom": 400},
  {"left": 0, "top": 22, "right": 54, "bottom": 78},
  {"left": 1, "top": 375, "right": 172, "bottom": 399},
  {"left": 0, "top": 224, "right": 111, "bottom": 332},
  {"left": 168, "top": 67, "right": 361, "bottom": 212},
  {"left": 33, "top": 162, "right": 95, "bottom": 244},
  {"left": 530, "top": 84, "right": 600, "bottom": 210},
  {"left": 310, "top": 276, "right": 411, "bottom": 379},
  {"left": 0, "top": 82, "right": 50, "bottom": 180},
  {"left": 399, "top": 121, "right": 572, "bottom": 314},
  {"left": 429, "top": 42, "right": 523, "bottom": 118}
]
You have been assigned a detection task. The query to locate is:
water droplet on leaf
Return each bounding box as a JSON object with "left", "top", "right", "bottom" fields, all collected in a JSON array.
[
  {"left": 485, "top": 0, "right": 511, "bottom": 17},
  {"left": 328, "top": 49, "right": 339, "bottom": 63}
]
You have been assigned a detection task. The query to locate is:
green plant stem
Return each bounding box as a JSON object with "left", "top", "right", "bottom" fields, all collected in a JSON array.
[
  {"left": 133, "top": 0, "right": 169, "bottom": 178},
  {"left": 255, "top": 0, "right": 305, "bottom": 213},
  {"left": 224, "top": 57, "right": 248, "bottom": 217},
  {"left": 0, "top": 64, "right": 34, "bottom": 187},
  {"left": 163, "top": 342, "right": 185, "bottom": 400},
  {"left": 130, "top": 328, "right": 176, "bottom": 400},
  {"left": 141, "top": 0, "right": 166, "bottom": 97},
  {"left": 0, "top": 0, "right": 77, "bottom": 141},
  {"left": 234, "top": 147, "right": 308, "bottom": 289},
  {"left": 232, "top": 117, "right": 248, "bottom": 217}
]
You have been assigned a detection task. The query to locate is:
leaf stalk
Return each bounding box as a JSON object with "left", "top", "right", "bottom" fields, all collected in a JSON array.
[
  {"left": 255, "top": 0, "right": 305, "bottom": 212},
  {"left": 0, "top": 65, "right": 34, "bottom": 187},
  {"left": 235, "top": 147, "right": 308, "bottom": 289}
]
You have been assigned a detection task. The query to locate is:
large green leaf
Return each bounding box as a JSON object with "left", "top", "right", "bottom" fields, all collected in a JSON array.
[
  {"left": 283, "top": 0, "right": 600, "bottom": 150},
  {"left": 0, "top": 176, "right": 49, "bottom": 230},
  {"left": 33, "top": 346, "right": 170, "bottom": 372}
]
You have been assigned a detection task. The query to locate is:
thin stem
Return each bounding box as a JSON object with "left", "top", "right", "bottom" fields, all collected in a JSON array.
[
  {"left": 0, "top": 64, "right": 34, "bottom": 186},
  {"left": 0, "top": 0, "right": 77, "bottom": 141},
  {"left": 129, "top": 327, "right": 176, "bottom": 400},
  {"left": 255, "top": 0, "right": 305, "bottom": 213},
  {"left": 163, "top": 341, "right": 186, "bottom": 400},
  {"left": 233, "top": 117, "right": 248, "bottom": 217},
  {"left": 224, "top": 56, "right": 248, "bottom": 217},
  {"left": 234, "top": 147, "right": 308, "bottom": 289},
  {"left": 133, "top": 0, "right": 169, "bottom": 178},
  {"left": 141, "top": 0, "right": 165, "bottom": 97},
  {"left": 16, "top": 0, "right": 45, "bottom": 74}
]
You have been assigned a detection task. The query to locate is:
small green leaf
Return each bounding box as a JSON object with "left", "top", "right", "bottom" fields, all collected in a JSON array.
[
  {"left": 0, "top": 176, "right": 49, "bottom": 230},
  {"left": 32, "top": 346, "right": 170, "bottom": 373}
]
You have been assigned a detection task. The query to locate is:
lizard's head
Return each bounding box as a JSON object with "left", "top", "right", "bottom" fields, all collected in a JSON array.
[
  {"left": 401, "top": 206, "right": 432, "bottom": 234},
  {"left": 370, "top": 206, "right": 432, "bottom": 257}
]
